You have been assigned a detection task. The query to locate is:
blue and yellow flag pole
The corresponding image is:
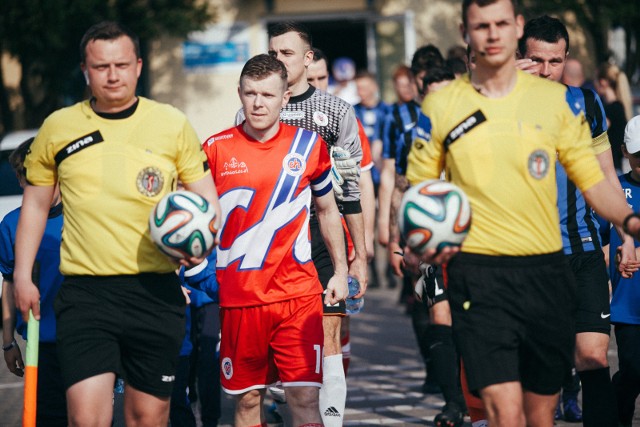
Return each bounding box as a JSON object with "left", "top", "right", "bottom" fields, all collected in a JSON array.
[{"left": 23, "top": 310, "right": 39, "bottom": 427}]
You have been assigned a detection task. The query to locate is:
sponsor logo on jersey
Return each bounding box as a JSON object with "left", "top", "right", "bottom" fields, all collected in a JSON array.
[
  {"left": 221, "top": 157, "right": 249, "bottom": 176},
  {"left": 136, "top": 166, "right": 164, "bottom": 197},
  {"left": 54, "top": 130, "right": 104, "bottom": 165},
  {"left": 207, "top": 133, "right": 233, "bottom": 146},
  {"left": 283, "top": 153, "right": 306, "bottom": 177},
  {"left": 222, "top": 357, "right": 233, "bottom": 379},
  {"left": 404, "top": 122, "right": 416, "bottom": 131},
  {"left": 444, "top": 110, "right": 486, "bottom": 149},
  {"left": 600, "top": 312, "right": 611, "bottom": 319},
  {"left": 313, "top": 111, "right": 329, "bottom": 127},
  {"left": 281, "top": 110, "right": 305, "bottom": 121},
  {"left": 161, "top": 375, "right": 175, "bottom": 382},
  {"left": 528, "top": 150, "right": 550, "bottom": 180}
]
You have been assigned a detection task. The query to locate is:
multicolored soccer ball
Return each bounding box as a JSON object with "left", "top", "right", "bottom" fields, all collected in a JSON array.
[
  {"left": 398, "top": 180, "right": 471, "bottom": 254},
  {"left": 149, "top": 191, "right": 217, "bottom": 259}
]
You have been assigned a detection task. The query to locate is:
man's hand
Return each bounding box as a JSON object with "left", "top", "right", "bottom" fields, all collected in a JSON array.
[
  {"left": 13, "top": 279, "right": 40, "bottom": 321},
  {"left": 616, "top": 244, "right": 640, "bottom": 278},
  {"left": 330, "top": 146, "right": 359, "bottom": 200},
  {"left": 348, "top": 256, "right": 367, "bottom": 298},
  {"left": 181, "top": 286, "right": 192, "bottom": 305},
  {"left": 515, "top": 58, "right": 536, "bottom": 74},
  {"left": 3, "top": 343, "right": 24, "bottom": 377},
  {"left": 324, "top": 274, "right": 348, "bottom": 306},
  {"left": 388, "top": 242, "right": 405, "bottom": 277},
  {"left": 178, "top": 241, "right": 217, "bottom": 269}
]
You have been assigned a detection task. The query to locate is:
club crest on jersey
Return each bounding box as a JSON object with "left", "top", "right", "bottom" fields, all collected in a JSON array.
[
  {"left": 283, "top": 153, "right": 306, "bottom": 176},
  {"left": 222, "top": 357, "right": 233, "bottom": 380},
  {"left": 528, "top": 150, "right": 550, "bottom": 180},
  {"left": 313, "top": 111, "right": 329, "bottom": 127},
  {"left": 136, "top": 166, "right": 164, "bottom": 197}
]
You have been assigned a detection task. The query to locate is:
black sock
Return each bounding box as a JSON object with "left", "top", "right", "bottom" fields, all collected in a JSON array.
[
  {"left": 427, "top": 325, "right": 465, "bottom": 408},
  {"left": 578, "top": 367, "right": 618, "bottom": 427}
]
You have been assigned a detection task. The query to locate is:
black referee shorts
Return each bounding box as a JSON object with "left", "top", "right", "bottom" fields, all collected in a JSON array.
[
  {"left": 447, "top": 251, "right": 576, "bottom": 396},
  {"left": 54, "top": 273, "right": 186, "bottom": 397}
]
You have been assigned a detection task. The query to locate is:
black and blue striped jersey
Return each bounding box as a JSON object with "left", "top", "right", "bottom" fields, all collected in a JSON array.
[
  {"left": 557, "top": 86, "right": 610, "bottom": 255},
  {"left": 382, "top": 100, "right": 421, "bottom": 175}
]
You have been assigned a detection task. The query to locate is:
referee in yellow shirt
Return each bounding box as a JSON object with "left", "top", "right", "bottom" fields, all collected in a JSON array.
[
  {"left": 406, "top": 1, "right": 640, "bottom": 426},
  {"left": 12, "top": 21, "right": 220, "bottom": 427}
]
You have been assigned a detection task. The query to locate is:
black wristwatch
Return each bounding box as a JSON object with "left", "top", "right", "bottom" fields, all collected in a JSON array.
[
  {"left": 622, "top": 213, "right": 640, "bottom": 236},
  {"left": 2, "top": 340, "right": 17, "bottom": 352}
]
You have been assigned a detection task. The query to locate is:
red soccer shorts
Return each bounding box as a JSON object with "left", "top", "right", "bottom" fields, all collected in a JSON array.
[{"left": 219, "top": 294, "right": 324, "bottom": 394}]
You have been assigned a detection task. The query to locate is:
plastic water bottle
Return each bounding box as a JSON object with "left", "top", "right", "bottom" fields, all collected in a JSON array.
[
  {"left": 346, "top": 276, "right": 364, "bottom": 315},
  {"left": 114, "top": 377, "right": 125, "bottom": 394}
]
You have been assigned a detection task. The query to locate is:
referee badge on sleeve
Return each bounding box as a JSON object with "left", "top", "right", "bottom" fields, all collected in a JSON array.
[{"left": 528, "top": 150, "right": 550, "bottom": 180}]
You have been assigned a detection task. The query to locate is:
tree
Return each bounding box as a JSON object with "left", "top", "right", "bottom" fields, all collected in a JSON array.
[
  {"left": 522, "top": 0, "right": 640, "bottom": 79},
  {"left": 0, "top": 0, "right": 215, "bottom": 132}
]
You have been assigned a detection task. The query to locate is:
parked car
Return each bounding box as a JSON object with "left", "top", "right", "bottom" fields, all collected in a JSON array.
[
  {"left": 0, "top": 129, "right": 38, "bottom": 220},
  {"left": 0, "top": 129, "right": 39, "bottom": 306}
]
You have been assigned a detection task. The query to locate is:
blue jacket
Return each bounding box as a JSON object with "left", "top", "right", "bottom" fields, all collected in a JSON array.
[
  {"left": 177, "top": 250, "right": 218, "bottom": 356},
  {"left": 0, "top": 204, "right": 63, "bottom": 343}
]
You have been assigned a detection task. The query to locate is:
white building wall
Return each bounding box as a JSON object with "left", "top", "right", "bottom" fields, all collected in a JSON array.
[{"left": 148, "top": 0, "right": 467, "bottom": 138}]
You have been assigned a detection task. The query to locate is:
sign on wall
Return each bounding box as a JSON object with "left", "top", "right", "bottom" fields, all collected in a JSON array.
[{"left": 183, "top": 22, "right": 250, "bottom": 71}]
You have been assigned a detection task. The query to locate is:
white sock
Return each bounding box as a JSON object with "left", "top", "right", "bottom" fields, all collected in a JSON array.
[{"left": 319, "top": 354, "right": 346, "bottom": 426}]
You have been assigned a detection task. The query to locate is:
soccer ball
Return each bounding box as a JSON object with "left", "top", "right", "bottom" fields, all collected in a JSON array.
[
  {"left": 149, "top": 191, "right": 217, "bottom": 259},
  {"left": 398, "top": 180, "right": 471, "bottom": 254}
]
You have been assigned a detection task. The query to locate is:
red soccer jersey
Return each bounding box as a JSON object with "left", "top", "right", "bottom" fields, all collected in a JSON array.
[
  {"left": 203, "top": 123, "right": 333, "bottom": 307},
  {"left": 357, "top": 119, "right": 374, "bottom": 172}
]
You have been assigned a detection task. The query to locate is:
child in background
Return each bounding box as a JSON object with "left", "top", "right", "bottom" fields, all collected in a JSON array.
[{"left": 0, "top": 137, "right": 66, "bottom": 426}]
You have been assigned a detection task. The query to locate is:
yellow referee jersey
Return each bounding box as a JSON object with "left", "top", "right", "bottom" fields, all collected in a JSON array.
[
  {"left": 25, "top": 97, "right": 210, "bottom": 275},
  {"left": 406, "top": 71, "right": 604, "bottom": 256}
]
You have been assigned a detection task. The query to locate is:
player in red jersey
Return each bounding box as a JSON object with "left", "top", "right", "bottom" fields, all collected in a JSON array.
[{"left": 203, "top": 54, "right": 349, "bottom": 427}]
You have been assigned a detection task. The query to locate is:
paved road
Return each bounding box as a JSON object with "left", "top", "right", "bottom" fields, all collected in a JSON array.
[
  {"left": 0, "top": 287, "right": 638, "bottom": 426},
  {"left": 215, "top": 287, "right": 639, "bottom": 426}
]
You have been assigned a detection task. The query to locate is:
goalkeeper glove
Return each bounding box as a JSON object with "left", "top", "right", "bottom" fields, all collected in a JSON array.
[{"left": 330, "top": 146, "right": 359, "bottom": 200}]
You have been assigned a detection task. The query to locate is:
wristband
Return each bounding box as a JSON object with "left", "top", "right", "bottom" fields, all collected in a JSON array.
[
  {"left": 338, "top": 200, "right": 362, "bottom": 215},
  {"left": 622, "top": 213, "right": 640, "bottom": 235},
  {"left": 2, "top": 339, "right": 16, "bottom": 352}
]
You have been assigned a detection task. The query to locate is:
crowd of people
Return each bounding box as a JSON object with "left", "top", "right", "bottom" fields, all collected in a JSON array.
[{"left": 2, "top": 0, "right": 640, "bottom": 426}]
